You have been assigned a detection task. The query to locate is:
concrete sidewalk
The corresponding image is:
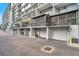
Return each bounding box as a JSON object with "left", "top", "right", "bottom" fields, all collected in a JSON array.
[{"left": 0, "top": 31, "right": 79, "bottom": 56}]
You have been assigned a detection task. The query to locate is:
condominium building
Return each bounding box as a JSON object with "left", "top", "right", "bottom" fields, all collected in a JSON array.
[
  {"left": 2, "top": 11, "right": 7, "bottom": 31},
  {"left": 2, "top": 3, "right": 12, "bottom": 32},
  {"left": 2, "top": 3, "right": 79, "bottom": 47}
]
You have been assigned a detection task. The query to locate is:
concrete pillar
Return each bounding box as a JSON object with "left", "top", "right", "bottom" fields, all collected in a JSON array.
[
  {"left": 78, "top": 25, "right": 79, "bottom": 38},
  {"left": 29, "top": 27, "right": 32, "bottom": 37},
  {"left": 17, "top": 28, "right": 20, "bottom": 35},
  {"left": 10, "top": 29, "right": 13, "bottom": 34},
  {"left": 51, "top": 3, "right": 56, "bottom": 15},
  {"left": 19, "top": 23, "right": 22, "bottom": 27},
  {"left": 77, "top": 4, "right": 79, "bottom": 38},
  {"left": 35, "top": 9, "right": 38, "bottom": 16},
  {"left": 77, "top": 3, "right": 79, "bottom": 24},
  {"left": 70, "top": 25, "right": 79, "bottom": 38},
  {"left": 58, "top": 16, "right": 59, "bottom": 25},
  {"left": 24, "top": 29, "right": 26, "bottom": 36},
  {"left": 12, "top": 29, "right": 14, "bottom": 34},
  {"left": 46, "top": 27, "right": 49, "bottom": 40},
  {"left": 38, "top": 29, "right": 40, "bottom": 35}
]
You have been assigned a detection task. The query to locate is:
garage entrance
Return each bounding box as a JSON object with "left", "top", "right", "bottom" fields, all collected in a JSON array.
[
  {"left": 32, "top": 28, "right": 46, "bottom": 38},
  {"left": 20, "top": 29, "right": 25, "bottom": 35},
  {"left": 25, "top": 29, "right": 30, "bottom": 36},
  {"left": 50, "top": 27, "right": 69, "bottom": 41},
  {"left": 39, "top": 28, "right": 46, "bottom": 38},
  {"left": 13, "top": 29, "right": 17, "bottom": 34}
]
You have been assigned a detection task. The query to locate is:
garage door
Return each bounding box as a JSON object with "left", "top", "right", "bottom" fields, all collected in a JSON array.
[
  {"left": 39, "top": 28, "right": 46, "bottom": 38},
  {"left": 52, "top": 28, "right": 68, "bottom": 41},
  {"left": 25, "top": 29, "right": 29, "bottom": 36}
]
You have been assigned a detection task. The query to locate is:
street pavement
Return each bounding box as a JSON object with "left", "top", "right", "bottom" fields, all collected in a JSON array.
[{"left": 0, "top": 30, "right": 79, "bottom": 56}]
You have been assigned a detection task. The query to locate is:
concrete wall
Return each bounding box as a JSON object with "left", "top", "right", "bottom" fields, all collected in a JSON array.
[
  {"left": 12, "top": 25, "right": 79, "bottom": 42},
  {"left": 58, "top": 4, "right": 78, "bottom": 13},
  {"left": 70, "top": 25, "right": 79, "bottom": 38}
]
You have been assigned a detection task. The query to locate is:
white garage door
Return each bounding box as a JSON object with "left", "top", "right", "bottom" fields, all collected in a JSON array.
[
  {"left": 39, "top": 28, "right": 46, "bottom": 38},
  {"left": 25, "top": 29, "right": 29, "bottom": 36},
  {"left": 52, "top": 28, "right": 68, "bottom": 41}
]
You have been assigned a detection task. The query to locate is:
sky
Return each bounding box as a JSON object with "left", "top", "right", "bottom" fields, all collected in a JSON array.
[{"left": 0, "top": 3, "right": 8, "bottom": 25}]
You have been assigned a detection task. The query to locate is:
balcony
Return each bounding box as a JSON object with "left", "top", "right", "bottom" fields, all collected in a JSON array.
[
  {"left": 51, "top": 10, "right": 77, "bottom": 26},
  {"left": 55, "top": 3, "right": 78, "bottom": 14},
  {"left": 37, "top": 3, "right": 52, "bottom": 11},
  {"left": 12, "top": 24, "right": 20, "bottom": 29},
  {"left": 31, "top": 14, "right": 51, "bottom": 27},
  {"left": 20, "top": 23, "right": 31, "bottom": 28},
  {"left": 55, "top": 3, "right": 73, "bottom": 8}
]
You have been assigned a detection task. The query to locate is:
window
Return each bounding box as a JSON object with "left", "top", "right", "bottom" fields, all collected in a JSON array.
[
  {"left": 67, "top": 12, "right": 76, "bottom": 19},
  {"left": 51, "top": 16, "right": 58, "bottom": 25},
  {"left": 38, "top": 3, "right": 44, "bottom": 6},
  {"left": 59, "top": 14, "right": 66, "bottom": 20},
  {"left": 67, "top": 12, "right": 76, "bottom": 25},
  {"left": 22, "top": 8, "right": 25, "bottom": 12},
  {"left": 60, "top": 6, "right": 66, "bottom": 10},
  {"left": 31, "top": 11, "right": 35, "bottom": 17},
  {"left": 67, "top": 19, "right": 76, "bottom": 25},
  {"left": 22, "top": 3, "right": 26, "bottom": 6},
  {"left": 31, "top": 16, "right": 46, "bottom": 26},
  {"left": 40, "top": 7, "right": 52, "bottom": 14},
  {"left": 57, "top": 6, "right": 66, "bottom": 13},
  {"left": 25, "top": 4, "right": 31, "bottom": 10}
]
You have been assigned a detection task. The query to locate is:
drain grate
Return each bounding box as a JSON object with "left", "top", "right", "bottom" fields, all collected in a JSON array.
[{"left": 41, "top": 45, "right": 55, "bottom": 53}]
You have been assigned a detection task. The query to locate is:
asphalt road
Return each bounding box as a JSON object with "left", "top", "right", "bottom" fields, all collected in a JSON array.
[{"left": 0, "top": 30, "right": 79, "bottom": 56}]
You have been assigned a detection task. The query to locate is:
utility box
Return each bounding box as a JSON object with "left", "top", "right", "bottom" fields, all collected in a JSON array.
[
  {"left": 72, "top": 38, "right": 79, "bottom": 44},
  {"left": 68, "top": 37, "right": 79, "bottom": 48}
]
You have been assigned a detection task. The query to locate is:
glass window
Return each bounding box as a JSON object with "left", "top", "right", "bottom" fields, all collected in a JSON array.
[
  {"left": 59, "top": 14, "right": 66, "bottom": 20},
  {"left": 67, "top": 12, "right": 76, "bottom": 19}
]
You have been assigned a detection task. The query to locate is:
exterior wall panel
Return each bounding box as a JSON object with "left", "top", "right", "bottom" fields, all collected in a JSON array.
[{"left": 49, "top": 28, "right": 69, "bottom": 41}]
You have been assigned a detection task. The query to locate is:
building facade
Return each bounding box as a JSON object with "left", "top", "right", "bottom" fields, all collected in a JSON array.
[{"left": 2, "top": 3, "right": 79, "bottom": 47}]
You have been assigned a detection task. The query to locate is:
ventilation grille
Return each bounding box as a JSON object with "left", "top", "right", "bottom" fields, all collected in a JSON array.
[
  {"left": 72, "top": 38, "right": 79, "bottom": 44},
  {"left": 41, "top": 45, "right": 55, "bottom": 53}
]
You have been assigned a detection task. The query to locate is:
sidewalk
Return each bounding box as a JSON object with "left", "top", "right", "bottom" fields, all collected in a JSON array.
[{"left": 0, "top": 30, "right": 79, "bottom": 56}]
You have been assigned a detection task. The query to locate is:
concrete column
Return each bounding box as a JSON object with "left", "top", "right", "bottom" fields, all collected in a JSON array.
[
  {"left": 19, "top": 23, "right": 22, "bottom": 27},
  {"left": 46, "top": 27, "right": 49, "bottom": 40},
  {"left": 10, "top": 29, "right": 13, "bottom": 34},
  {"left": 29, "top": 27, "right": 32, "bottom": 37},
  {"left": 70, "top": 25, "right": 79, "bottom": 38},
  {"left": 77, "top": 4, "right": 79, "bottom": 24},
  {"left": 51, "top": 4, "right": 56, "bottom": 15},
  {"left": 77, "top": 4, "right": 79, "bottom": 39},
  {"left": 12, "top": 29, "right": 14, "bottom": 34},
  {"left": 57, "top": 16, "right": 59, "bottom": 25},
  {"left": 78, "top": 25, "right": 79, "bottom": 38},
  {"left": 24, "top": 29, "right": 26, "bottom": 36},
  {"left": 35, "top": 9, "right": 38, "bottom": 16},
  {"left": 38, "top": 29, "right": 40, "bottom": 35},
  {"left": 17, "top": 28, "right": 20, "bottom": 35}
]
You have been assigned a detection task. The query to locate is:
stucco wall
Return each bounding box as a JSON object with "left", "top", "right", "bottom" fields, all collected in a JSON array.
[{"left": 70, "top": 25, "right": 79, "bottom": 38}]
